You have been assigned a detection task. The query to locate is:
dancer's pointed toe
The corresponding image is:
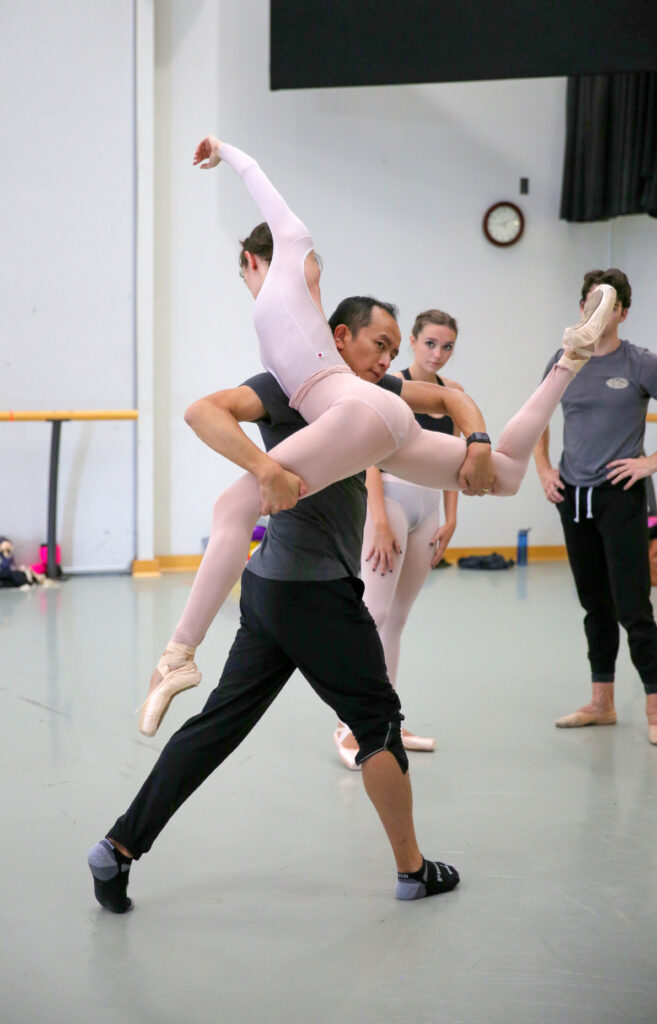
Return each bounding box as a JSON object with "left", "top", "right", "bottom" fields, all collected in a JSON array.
[
  {"left": 401, "top": 729, "right": 436, "bottom": 752},
  {"left": 558, "top": 284, "right": 617, "bottom": 373},
  {"left": 139, "top": 643, "right": 201, "bottom": 736},
  {"left": 333, "top": 723, "right": 361, "bottom": 771}
]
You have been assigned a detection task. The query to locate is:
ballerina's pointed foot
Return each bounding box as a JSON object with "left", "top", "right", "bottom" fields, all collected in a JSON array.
[
  {"left": 401, "top": 728, "right": 436, "bottom": 752},
  {"left": 138, "top": 642, "right": 201, "bottom": 737},
  {"left": 558, "top": 284, "right": 617, "bottom": 373},
  {"left": 333, "top": 723, "right": 361, "bottom": 771}
]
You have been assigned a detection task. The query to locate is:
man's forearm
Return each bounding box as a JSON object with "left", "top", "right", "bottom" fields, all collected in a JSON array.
[
  {"left": 400, "top": 379, "right": 486, "bottom": 437},
  {"left": 441, "top": 389, "right": 485, "bottom": 437},
  {"left": 185, "top": 401, "right": 272, "bottom": 479}
]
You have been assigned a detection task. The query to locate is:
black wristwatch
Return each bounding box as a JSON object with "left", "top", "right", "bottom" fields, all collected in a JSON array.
[{"left": 465, "top": 432, "right": 491, "bottom": 447}]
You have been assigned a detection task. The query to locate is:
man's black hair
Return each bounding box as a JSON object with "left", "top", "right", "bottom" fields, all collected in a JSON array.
[{"left": 328, "top": 296, "right": 398, "bottom": 336}]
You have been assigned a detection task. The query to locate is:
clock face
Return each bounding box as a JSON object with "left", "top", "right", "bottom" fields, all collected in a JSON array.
[{"left": 483, "top": 202, "right": 524, "bottom": 246}]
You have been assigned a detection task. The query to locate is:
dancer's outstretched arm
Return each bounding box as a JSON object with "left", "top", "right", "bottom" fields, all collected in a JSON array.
[{"left": 193, "top": 135, "right": 309, "bottom": 254}]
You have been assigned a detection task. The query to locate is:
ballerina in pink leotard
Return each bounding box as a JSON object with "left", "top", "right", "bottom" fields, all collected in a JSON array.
[{"left": 137, "top": 134, "right": 616, "bottom": 736}]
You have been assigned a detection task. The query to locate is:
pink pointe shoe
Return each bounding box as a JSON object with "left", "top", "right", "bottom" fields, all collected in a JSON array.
[
  {"left": 558, "top": 284, "right": 617, "bottom": 373},
  {"left": 138, "top": 642, "right": 201, "bottom": 737},
  {"left": 333, "top": 723, "right": 361, "bottom": 771},
  {"left": 402, "top": 729, "right": 436, "bottom": 752}
]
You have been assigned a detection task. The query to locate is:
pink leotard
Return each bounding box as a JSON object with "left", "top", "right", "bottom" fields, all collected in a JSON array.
[
  {"left": 221, "top": 144, "right": 346, "bottom": 397},
  {"left": 168, "top": 143, "right": 581, "bottom": 648}
]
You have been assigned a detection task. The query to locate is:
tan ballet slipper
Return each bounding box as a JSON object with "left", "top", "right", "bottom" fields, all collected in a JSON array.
[
  {"left": 558, "top": 284, "right": 617, "bottom": 374},
  {"left": 333, "top": 723, "right": 361, "bottom": 771},
  {"left": 402, "top": 729, "right": 436, "bottom": 752},
  {"left": 138, "top": 642, "right": 201, "bottom": 737}
]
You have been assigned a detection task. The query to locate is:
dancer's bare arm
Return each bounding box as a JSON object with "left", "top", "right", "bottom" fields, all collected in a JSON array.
[
  {"left": 432, "top": 488, "right": 457, "bottom": 567},
  {"left": 363, "top": 467, "right": 402, "bottom": 574},
  {"left": 533, "top": 426, "right": 565, "bottom": 503},
  {"left": 433, "top": 419, "right": 459, "bottom": 564},
  {"left": 400, "top": 379, "right": 485, "bottom": 438},
  {"left": 400, "top": 378, "right": 494, "bottom": 494},
  {"left": 185, "top": 387, "right": 307, "bottom": 515}
]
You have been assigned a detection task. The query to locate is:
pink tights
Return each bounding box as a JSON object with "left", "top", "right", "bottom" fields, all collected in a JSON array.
[
  {"left": 361, "top": 490, "right": 440, "bottom": 689},
  {"left": 172, "top": 364, "right": 573, "bottom": 647}
]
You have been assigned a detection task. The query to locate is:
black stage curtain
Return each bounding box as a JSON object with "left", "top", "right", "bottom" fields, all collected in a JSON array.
[{"left": 561, "top": 72, "right": 657, "bottom": 222}]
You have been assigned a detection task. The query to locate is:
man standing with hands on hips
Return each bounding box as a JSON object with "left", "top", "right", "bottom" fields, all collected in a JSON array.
[{"left": 534, "top": 268, "right": 657, "bottom": 743}]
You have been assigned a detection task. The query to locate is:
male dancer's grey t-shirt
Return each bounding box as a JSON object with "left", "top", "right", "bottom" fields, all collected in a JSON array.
[
  {"left": 543, "top": 340, "right": 657, "bottom": 486},
  {"left": 242, "top": 371, "right": 402, "bottom": 581}
]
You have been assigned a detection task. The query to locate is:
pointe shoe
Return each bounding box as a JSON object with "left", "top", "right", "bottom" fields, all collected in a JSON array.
[
  {"left": 333, "top": 723, "right": 361, "bottom": 771},
  {"left": 559, "top": 284, "right": 617, "bottom": 373},
  {"left": 402, "top": 729, "right": 436, "bottom": 752},
  {"left": 138, "top": 642, "right": 201, "bottom": 737},
  {"left": 555, "top": 706, "right": 617, "bottom": 728}
]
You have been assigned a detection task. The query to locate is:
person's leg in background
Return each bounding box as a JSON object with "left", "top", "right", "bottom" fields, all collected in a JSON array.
[
  {"left": 364, "top": 489, "right": 440, "bottom": 750},
  {"left": 332, "top": 497, "right": 410, "bottom": 767},
  {"left": 555, "top": 484, "right": 619, "bottom": 728},
  {"left": 597, "top": 484, "right": 657, "bottom": 743}
]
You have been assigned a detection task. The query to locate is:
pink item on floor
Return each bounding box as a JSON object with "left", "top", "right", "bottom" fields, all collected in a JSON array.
[{"left": 31, "top": 543, "right": 61, "bottom": 574}]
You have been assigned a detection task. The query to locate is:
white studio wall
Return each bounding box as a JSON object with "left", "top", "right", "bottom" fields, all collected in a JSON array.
[
  {"left": 2, "top": 2, "right": 655, "bottom": 569},
  {"left": 151, "top": 0, "right": 656, "bottom": 558},
  {"left": 0, "top": 1, "right": 136, "bottom": 572}
]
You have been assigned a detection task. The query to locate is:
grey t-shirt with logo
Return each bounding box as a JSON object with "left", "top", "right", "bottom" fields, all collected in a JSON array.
[
  {"left": 242, "top": 371, "right": 403, "bottom": 581},
  {"left": 543, "top": 339, "right": 657, "bottom": 486}
]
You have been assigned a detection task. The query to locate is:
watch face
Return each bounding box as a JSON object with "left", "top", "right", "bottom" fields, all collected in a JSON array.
[{"left": 483, "top": 202, "right": 524, "bottom": 246}]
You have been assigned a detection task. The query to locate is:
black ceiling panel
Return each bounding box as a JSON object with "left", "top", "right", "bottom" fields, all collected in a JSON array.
[{"left": 271, "top": 1, "right": 657, "bottom": 90}]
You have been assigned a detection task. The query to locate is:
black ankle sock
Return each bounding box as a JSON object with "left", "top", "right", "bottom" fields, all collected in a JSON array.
[
  {"left": 396, "top": 857, "right": 460, "bottom": 900},
  {"left": 87, "top": 838, "right": 133, "bottom": 913}
]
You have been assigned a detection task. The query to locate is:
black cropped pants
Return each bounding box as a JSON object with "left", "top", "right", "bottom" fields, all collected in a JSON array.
[{"left": 110, "top": 571, "right": 406, "bottom": 858}]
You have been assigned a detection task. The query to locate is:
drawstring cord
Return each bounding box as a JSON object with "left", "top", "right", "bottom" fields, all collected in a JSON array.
[{"left": 573, "top": 485, "right": 594, "bottom": 522}]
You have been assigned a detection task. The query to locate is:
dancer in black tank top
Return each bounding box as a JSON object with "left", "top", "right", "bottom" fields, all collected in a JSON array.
[{"left": 336, "top": 310, "right": 463, "bottom": 766}]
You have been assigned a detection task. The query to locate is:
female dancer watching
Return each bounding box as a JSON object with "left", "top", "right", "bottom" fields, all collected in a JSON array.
[
  {"left": 138, "top": 134, "right": 616, "bottom": 736},
  {"left": 334, "top": 309, "right": 463, "bottom": 767}
]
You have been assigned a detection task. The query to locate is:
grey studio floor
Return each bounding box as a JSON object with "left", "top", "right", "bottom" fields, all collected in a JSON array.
[{"left": 2, "top": 563, "right": 657, "bottom": 1024}]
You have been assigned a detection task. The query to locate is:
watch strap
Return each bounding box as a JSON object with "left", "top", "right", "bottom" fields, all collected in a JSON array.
[{"left": 465, "top": 432, "right": 491, "bottom": 447}]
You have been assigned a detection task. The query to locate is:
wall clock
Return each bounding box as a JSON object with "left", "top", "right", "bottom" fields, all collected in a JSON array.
[{"left": 483, "top": 201, "right": 525, "bottom": 247}]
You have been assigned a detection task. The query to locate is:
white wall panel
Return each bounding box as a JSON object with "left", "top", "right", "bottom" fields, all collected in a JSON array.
[{"left": 0, "top": 1, "right": 135, "bottom": 570}]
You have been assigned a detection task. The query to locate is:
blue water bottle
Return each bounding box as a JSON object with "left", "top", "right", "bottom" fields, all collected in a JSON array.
[{"left": 516, "top": 528, "right": 530, "bottom": 566}]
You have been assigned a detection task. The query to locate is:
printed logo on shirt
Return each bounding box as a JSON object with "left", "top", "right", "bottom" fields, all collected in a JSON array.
[{"left": 605, "top": 377, "right": 629, "bottom": 389}]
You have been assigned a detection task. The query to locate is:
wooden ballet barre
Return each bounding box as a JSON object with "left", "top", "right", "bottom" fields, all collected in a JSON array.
[
  {"left": 1, "top": 408, "right": 138, "bottom": 578},
  {"left": 647, "top": 413, "right": 657, "bottom": 424},
  {"left": 0, "top": 409, "right": 138, "bottom": 421}
]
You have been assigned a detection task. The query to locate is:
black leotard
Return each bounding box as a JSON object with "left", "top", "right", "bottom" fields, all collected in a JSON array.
[{"left": 400, "top": 368, "right": 454, "bottom": 435}]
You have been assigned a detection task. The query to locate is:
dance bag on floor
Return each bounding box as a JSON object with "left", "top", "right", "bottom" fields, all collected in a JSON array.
[{"left": 457, "top": 552, "right": 515, "bottom": 571}]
